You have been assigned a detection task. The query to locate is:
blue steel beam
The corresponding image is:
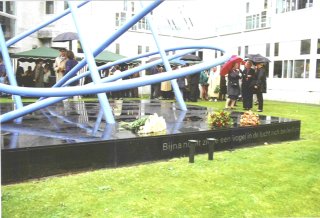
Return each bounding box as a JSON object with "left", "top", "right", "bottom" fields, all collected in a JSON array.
[
  {"left": 68, "top": 1, "right": 115, "bottom": 123},
  {"left": 140, "top": 1, "right": 186, "bottom": 111}
]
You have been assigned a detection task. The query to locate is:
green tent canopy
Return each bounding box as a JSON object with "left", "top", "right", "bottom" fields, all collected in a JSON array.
[
  {"left": 94, "top": 50, "right": 127, "bottom": 63},
  {"left": 11, "top": 47, "right": 60, "bottom": 62},
  {"left": 12, "top": 47, "right": 139, "bottom": 65}
]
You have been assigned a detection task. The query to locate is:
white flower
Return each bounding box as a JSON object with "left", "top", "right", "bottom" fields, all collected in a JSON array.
[{"left": 138, "top": 113, "right": 166, "bottom": 134}]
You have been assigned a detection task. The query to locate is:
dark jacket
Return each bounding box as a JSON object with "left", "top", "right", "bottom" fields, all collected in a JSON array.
[
  {"left": 227, "top": 69, "right": 241, "bottom": 97},
  {"left": 241, "top": 68, "right": 256, "bottom": 91},
  {"left": 255, "top": 68, "right": 267, "bottom": 93}
]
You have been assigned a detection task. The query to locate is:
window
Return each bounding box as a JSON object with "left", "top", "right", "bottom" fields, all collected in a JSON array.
[
  {"left": 264, "top": 0, "right": 268, "bottom": 9},
  {"left": 245, "top": 46, "right": 249, "bottom": 55},
  {"left": 198, "top": 51, "right": 203, "bottom": 61},
  {"left": 64, "top": 2, "right": 68, "bottom": 10},
  {"left": 316, "top": 59, "right": 320, "bottom": 78},
  {"left": 115, "top": 13, "right": 120, "bottom": 27},
  {"left": 138, "top": 45, "right": 142, "bottom": 54},
  {"left": 266, "top": 43, "right": 270, "bottom": 57},
  {"left": 274, "top": 61, "right": 282, "bottom": 78},
  {"left": 145, "top": 46, "right": 149, "bottom": 53},
  {"left": 274, "top": 43, "right": 279, "bottom": 56},
  {"left": 0, "top": 1, "right": 15, "bottom": 14},
  {"left": 300, "top": 39, "right": 311, "bottom": 55},
  {"left": 246, "top": 2, "right": 250, "bottom": 13},
  {"left": 77, "top": 41, "right": 83, "bottom": 53},
  {"left": 305, "top": 59, "right": 310, "bottom": 78},
  {"left": 238, "top": 46, "right": 241, "bottom": 56},
  {"left": 245, "top": 13, "right": 265, "bottom": 30},
  {"left": 246, "top": 16, "right": 253, "bottom": 30},
  {"left": 45, "top": 1, "right": 54, "bottom": 14},
  {"left": 215, "top": 50, "right": 218, "bottom": 59},
  {"left": 317, "top": 39, "right": 320, "bottom": 54},
  {"left": 116, "top": 43, "right": 120, "bottom": 54},
  {"left": 286, "top": 60, "right": 293, "bottom": 78},
  {"left": 120, "top": 12, "right": 126, "bottom": 26},
  {"left": 294, "top": 60, "right": 304, "bottom": 78},
  {"left": 123, "top": 0, "right": 127, "bottom": 11},
  {"left": 261, "top": 11, "right": 267, "bottom": 27},
  {"left": 0, "top": 15, "right": 15, "bottom": 40},
  {"left": 5, "top": 1, "right": 14, "bottom": 14},
  {"left": 131, "top": 2, "right": 135, "bottom": 12}
]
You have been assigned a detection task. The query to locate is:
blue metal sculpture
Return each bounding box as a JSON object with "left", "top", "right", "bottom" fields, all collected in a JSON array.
[{"left": 0, "top": 0, "right": 231, "bottom": 124}]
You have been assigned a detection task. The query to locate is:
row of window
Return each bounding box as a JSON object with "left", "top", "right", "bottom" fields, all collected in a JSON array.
[
  {"left": 115, "top": 12, "right": 150, "bottom": 31},
  {"left": 0, "top": 1, "right": 15, "bottom": 15},
  {"left": 274, "top": 59, "right": 310, "bottom": 78},
  {"left": 238, "top": 39, "right": 319, "bottom": 58},
  {"left": 274, "top": 59, "right": 320, "bottom": 78},
  {"left": 276, "top": 0, "right": 313, "bottom": 13},
  {"left": 245, "top": 11, "right": 268, "bottom": 30}
]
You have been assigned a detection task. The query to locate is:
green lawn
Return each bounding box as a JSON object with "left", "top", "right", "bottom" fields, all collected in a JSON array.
[{"left": 2, "top": 99, "right": 320, "bottom": 217}]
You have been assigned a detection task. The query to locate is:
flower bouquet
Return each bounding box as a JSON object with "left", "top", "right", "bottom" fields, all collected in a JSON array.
[
  {"left": 240, "top": 111, "right": 260, "bottom": 126},
  {"left": 207, "top": 110, "right": 233, "bottom": 129},
  {"left": 120, "top": 113, "right": 166, "bottom": 135}
]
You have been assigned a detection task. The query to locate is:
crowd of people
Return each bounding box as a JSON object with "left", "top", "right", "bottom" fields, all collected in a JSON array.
[
  {"left": 149, "top": 59, "right": 267, "bottom": 112},
  {"left": 1, "top": 51, "right": 267, "bottom": 112},
  {"left": 0, "top": 48, "right": 79, "bottom": 90}
]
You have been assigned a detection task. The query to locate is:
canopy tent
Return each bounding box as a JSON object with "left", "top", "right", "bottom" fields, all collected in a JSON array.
[
  {"left": 11, "top": 47, "right": 60, "bottom": 63},
  {"left": 95, "top": 50, "right": 127, "bottom": 63},
  {"left": 11, "top": 47, "right": 139, "bottom": 66}
]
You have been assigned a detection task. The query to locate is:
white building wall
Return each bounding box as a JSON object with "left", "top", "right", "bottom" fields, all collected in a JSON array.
[{"left": 4, "top": 0, "right": 320, "bottom": 104}]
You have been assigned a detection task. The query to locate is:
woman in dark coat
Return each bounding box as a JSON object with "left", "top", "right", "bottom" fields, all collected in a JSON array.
[
  {"left": 65, "top": 50, "right": 78, "bottom": 86},
  {"left": 241, "top": 60, "right": 256, "bottom": 110},
  {"left": 254, "top": 63, "right": 267, "bottom": 112},
  {"left": 225, "top": 62, "right": 241, "bottom": 109}
]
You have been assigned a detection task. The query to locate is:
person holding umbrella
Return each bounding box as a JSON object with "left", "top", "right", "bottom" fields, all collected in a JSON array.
[
  {"left": 225, "top": 62, "right": 241, "bottom": 110},
  {"left": 254, "top": 63, "right": 267, "bottom": 112}
]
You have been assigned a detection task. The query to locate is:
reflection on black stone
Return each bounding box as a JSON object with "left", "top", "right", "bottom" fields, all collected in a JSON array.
[{"left": 0, "top": 100, "right": 298, "bottom": 149}]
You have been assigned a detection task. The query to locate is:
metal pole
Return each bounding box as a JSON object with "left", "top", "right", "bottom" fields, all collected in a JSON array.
[
  {"left": 207, "top": 138, "right": 217, "bottom": 160},
  {"left": 188, "top": 139, "right": 197, "bottom": 163}
]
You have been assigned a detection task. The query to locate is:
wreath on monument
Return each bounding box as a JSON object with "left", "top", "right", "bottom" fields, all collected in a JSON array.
[
  {"left": 207, "top": 110, "right": 233, "bottom": 129},
  {"left": 120, "top": 113, "right": 166, "bottom": 135},
  {"left": 240, "top": 111, "right": 260, "bottom": 126}
]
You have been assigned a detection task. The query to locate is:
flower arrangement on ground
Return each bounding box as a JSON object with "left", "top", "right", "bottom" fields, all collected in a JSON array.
[
  {"left": 240, "top": 110, "right": 260, "bottom": 126},
  {"left": 207, "top": 110, "right": 233, "bottom": 129},
  {"left": 120, "top": 113, "right": 166, "bottom": 134}
]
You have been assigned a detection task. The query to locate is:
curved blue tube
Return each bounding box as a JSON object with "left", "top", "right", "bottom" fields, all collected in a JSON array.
[{"left": 0, "top": 50, "right": 230, "bottom": 97}]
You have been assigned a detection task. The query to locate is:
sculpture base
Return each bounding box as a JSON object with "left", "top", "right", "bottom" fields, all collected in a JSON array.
[{"left": 1, "top": 100, "right": 300, "bottom": 184}]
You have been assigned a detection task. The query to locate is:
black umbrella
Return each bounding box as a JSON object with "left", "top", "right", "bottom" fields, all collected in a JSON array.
[
  {"left": 245, "top": 54, "right": 270, "bottom": 64},
  {"left": 52, "top": 32, "right": 79, "bottom": 50}
]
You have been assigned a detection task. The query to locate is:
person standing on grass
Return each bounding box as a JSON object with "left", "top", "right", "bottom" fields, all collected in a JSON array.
[
  {"left": 225, "top": 62, "right": 241, "bottom": 110},
  {"left": 208, "top": 66, "right": 220, "bottom": 101},
  {"left": 241, "top": 60, "right": 256, "bottom": 110},
  {"left": 199, "top": 70, "right": 209, "bottom": 100},
  {"left": 254, "top": 63, "right": 267, "bottom": 112}
]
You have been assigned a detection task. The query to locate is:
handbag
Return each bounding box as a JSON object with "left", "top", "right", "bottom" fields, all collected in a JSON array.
[{"left": 231, "top": 82, "right": 238, "bottom": 87}]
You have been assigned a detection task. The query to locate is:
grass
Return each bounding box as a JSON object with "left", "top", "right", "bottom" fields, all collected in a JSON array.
[{"left": 2, "top": 98, "right": 320, "bottom": 217}]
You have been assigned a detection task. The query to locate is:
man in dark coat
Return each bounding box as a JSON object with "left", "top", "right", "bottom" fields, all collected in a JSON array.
[
  {"left": 150, "top": 66, "right": 161, "bottom": 99},
  {"left": 254, "top": 63, "right": 267, "bottom": 112},
  {"left": 241, "top": 60, "right": 256, "bottom": 110}
]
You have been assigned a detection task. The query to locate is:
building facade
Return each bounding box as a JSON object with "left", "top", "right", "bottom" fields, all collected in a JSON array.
[{"left": 1, "top": 0, "right": 319, "bottom": 104}]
